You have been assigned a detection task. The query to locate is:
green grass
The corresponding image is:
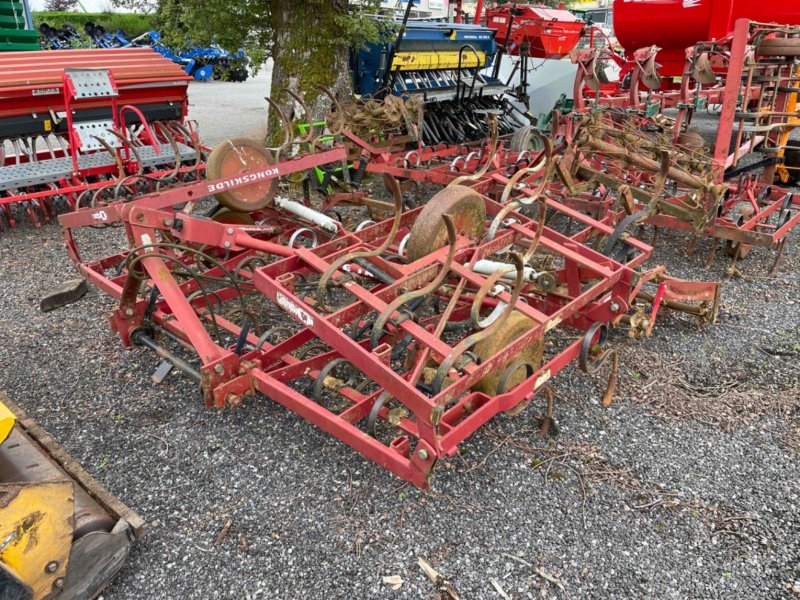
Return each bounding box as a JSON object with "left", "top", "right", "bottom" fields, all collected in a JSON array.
[{"left": 33, "top": 11, "right": 157, "bottom": 38}]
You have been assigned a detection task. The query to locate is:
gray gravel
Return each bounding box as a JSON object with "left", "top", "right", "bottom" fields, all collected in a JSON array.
[{"left": 0, "top": 89, "right": 798, "bottom": 599}]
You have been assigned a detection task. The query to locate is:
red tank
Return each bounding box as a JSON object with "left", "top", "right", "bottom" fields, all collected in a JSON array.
[
  {"left": 485, "top": 4, "right": 584, "bottom": 59},
  {"left": 614, "top": 0, "right": 800, "bottom": 76}
]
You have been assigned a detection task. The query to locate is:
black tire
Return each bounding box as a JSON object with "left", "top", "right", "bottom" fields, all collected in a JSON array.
[
  {"left": 784, "top": 148, "right": 800, "bottom": 183},
  {"left": 510, "top": 125, "right": 545, "bottom": 153}
]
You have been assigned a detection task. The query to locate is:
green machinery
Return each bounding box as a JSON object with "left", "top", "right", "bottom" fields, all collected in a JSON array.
[{"left": 0, "top": 0, "right": 39, "bottom": 52}]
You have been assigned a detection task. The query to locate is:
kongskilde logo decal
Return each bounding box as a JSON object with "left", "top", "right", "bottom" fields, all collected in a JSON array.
[
  {"left": 91, "top": 210, "right": 108, "bottom": 221},
  {"left": 206, "top": 167, "right": 280, "bottom": 194},
  {"left": 276, "top": 292, "right": 314, "bottom": 327}
]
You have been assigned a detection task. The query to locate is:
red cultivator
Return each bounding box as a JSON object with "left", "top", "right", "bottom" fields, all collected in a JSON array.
[
  {"left": 60, "top": 135, "right": 720, "bottom": 488},
  {"left": 0, "top": 48, "right": 204, "bottom": 231},
  {"left": 572, "top": 19, "right": 800, "bottom": 182}
]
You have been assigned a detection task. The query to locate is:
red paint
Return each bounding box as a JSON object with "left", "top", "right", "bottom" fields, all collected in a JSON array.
[
  {"left": 614, "top": 0, "right": 800, "bottom": 76},
  {"left": 484, "top": 4, "right": 583, "bottom": 58}
]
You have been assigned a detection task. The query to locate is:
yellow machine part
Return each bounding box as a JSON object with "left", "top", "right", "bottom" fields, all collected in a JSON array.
[
  {"left": 776, "top": 65, "right": 800, "bottom": 183},
  {"left": 390, "top": 50, "right": 487, "bottom": 72},
  {"left": 0, "top": 480, "right": 73, "bottom": 599},
  {"left": 0, "top": 394, "right": 145, "bottom": 600},
  {"left": 0, "top": 401, "right": 14, "bottom": 445}
]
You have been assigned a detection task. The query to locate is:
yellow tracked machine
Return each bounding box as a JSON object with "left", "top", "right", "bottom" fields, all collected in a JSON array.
[{"left": 0, "top": 393, "right": 143, "bottom": 600}]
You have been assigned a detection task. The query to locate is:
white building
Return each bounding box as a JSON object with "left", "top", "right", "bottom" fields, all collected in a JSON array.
[{"left": 379, "top": 0, "right": 450, "bottom": 20}]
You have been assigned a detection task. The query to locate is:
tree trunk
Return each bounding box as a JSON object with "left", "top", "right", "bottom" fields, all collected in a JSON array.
[{"left": 267, "top": 0, "right": 353, "bottom": 147}]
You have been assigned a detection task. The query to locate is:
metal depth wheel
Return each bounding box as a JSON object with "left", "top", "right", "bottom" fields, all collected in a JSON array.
[
  {"left": 470, "top": 311, "right": 544, "bottom": 396},
  {"left": 405, "top": 185, "right": 486, "bottom": 262},
  {"left": 210, "top": 207, "right": 256, "bottom": 225},
  {"left": 206, "top": 137, "right": 279, "bottom": 212}
]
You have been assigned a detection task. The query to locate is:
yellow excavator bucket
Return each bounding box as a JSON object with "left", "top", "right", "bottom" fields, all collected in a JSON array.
[{"left": 0, "top": 393, "right": 145, "bottom": 600}]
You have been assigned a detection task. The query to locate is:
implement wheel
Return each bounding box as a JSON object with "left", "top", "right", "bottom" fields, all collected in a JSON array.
[
  {"left": 471, "top": 311, "right": 544, "bottom": 396},
  {"left": 757, "top": 38, "right": 800, "bottom": 57},
  {"left": 510, "top": 125, "right": 545, "bottom": 153},
  {"left": 206, "top": 137, "right": 278, "bottom": 212},
  {"left": 211, "top": 207, "right": 256, "bottom": 225},
  {"left": 405, "top": 185, "right": 485, "bottom": 262}
]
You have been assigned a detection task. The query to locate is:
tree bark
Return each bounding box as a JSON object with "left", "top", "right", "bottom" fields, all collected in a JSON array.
[{"left": 267, "top": 0, "right": 353, "bottom": 146}]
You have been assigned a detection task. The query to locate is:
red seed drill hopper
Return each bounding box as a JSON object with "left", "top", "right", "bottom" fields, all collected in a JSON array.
[{"left": 0, "top": 48, "right": 204, "bottom": 231}]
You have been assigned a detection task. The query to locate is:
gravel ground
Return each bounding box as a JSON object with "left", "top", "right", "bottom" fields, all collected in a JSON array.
[{"left": 0, "top": 95, "right": 798, "bottom": 599}]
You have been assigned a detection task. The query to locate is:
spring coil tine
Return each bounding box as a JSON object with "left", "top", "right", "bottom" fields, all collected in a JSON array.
[
  {"left": 501, "top": 134, "right": 554, "bottom": 206},
  {"left": 370, "top": 215, "right": 456, "bottom": 349},
  {"left": 432, "top": 252, "right": 526, "bottom": 394},
  {"left": 317, "top": 86, "right": 345, "bottom": 136},
  {"left": 233, "top": 255, "right": 270, "bottom": 282},
  {"left": 256, "top": 326, "right": 294, "bottom": 350},
  {"left": 487, "top": 200, "right": 521, "bottom": 242},
  {"left": 264, "top": 95, "right": 292, "bottom": 154},
  {"left": 316, "top": 174, "right": 404, "bottom": 312},
  {"left": 168, "top": 121, "right": 204, "bottom": 174},
  {"left": 403, "top": 150, "right": 421, "bottom": 167},
  {"left": 153, "top": 121, "right": 182, "bottom": 180},
  {"left": 449, "top": 155, "right": 466, "bottom": 171},
  {"left": 578, "top": 322, "right": 619, "bottom": 406},
  {"left": 106, "top": 129, "right": 144, "bottom": 176},
  {"left": 366, "top": 391, "right": 392, "bottom": 438},
  {"left": 449, "top": 114, "right": 499, "bottom": 187},
  {"left": 288, "top": 227, "right": 319, "bottom": 248},
  {"left": 284, "top": 88, "right": 314, "bottom": 145},
  {"left": 313, "top": 358, "right": 361, "bottom": 403}
]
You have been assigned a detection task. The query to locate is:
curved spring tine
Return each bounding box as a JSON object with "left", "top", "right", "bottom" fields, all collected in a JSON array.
[
  {"left": 578, "top": 322, "right": 618, "bottom": 406},
  {"left": 153, "top": 120, "right": 182, "bottom": 179},
  {"left": 404, "top": 150, "right": 421, "bottom": 167},
  {"left": 315, "top": 174, "right": 404, "bottom": 312},
  {"left": 502, "top": 135, "right": 555, "bottom": 206},
  {"left": 313, "top": 358, "right": 362, "bottom": 403},
  {"left": 366, "top": 391, "right": 392, "bottom": 437},
  {"left": 256, "top": 326, "right": 294, "bottom": 350},
  {"left": 284, "top": 88, "right": 315, "bottom": 145},
  {"left": 449, "top": 155, "right": 467, "bottom": 172},
  {"left": 469, "top": 269, "right": 511, "bottom": 329},
  {"left": 288, "top": 227, "right": 319, "bottom": 248},
  {"left": 602, "top": 150, "right": 671, "bottom": 258},
  {"left": 419, "top": 145, "right": 435, "bottom": 164},
  {"left": 448, "top": 113, "right": 499, "bottom": 187},
  {"left": 487, "top": 200, "right": 521, "bottom": 242},
  {"left": 432, "top": 252, "right": 526, "bottom": 394},
  {"left": 265, "top": 95, "right": 292, "bottom": 153},
  {"left": 94, "top": 134, "right": 126, "bottom": 180},
  {"left": 162, "top": 121, "right": 203, "bottom": 175},
  {"left": 370, "top": 215, "right": 456, "bottom": 349},
  {"left": 234, "top": 254, "right": 270, "bottom": 282},
  {"left": 318, "top": 86, "right": 345, "bottom": 136},
  {"left": 106, "top": 129, "right": 144, "bottom": 176}
]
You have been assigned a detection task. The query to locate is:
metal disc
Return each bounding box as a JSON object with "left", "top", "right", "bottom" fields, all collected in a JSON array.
[
  {"left": 470, "top": 311, "right": 544, "bottom": 396},
  {"left": 211, "top": 207, "right": 256, "bottom": 225},
  {"left": 206, "top": 137, "right": 278, "bottom": 212},
  {"left": 405, "top": 185, "right": 486, "bottom": 262}
]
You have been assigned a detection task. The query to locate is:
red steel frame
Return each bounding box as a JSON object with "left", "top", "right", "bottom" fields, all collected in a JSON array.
[{"left": 60, "top": 145, "right": 720, "bottom": 487}]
